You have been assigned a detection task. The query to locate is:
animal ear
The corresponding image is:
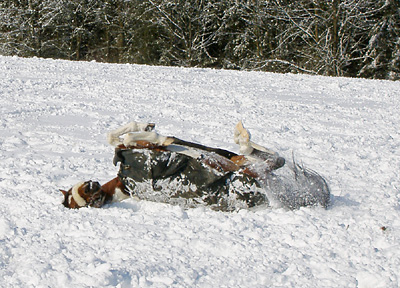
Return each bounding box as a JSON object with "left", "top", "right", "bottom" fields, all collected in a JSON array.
[{"left": 60, "top": 189, "right": 68, "bottom": 196}]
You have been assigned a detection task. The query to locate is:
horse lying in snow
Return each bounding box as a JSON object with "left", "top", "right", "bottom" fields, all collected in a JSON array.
[{"left": 60, "top": 121, "right": 330, "bottom": 211}]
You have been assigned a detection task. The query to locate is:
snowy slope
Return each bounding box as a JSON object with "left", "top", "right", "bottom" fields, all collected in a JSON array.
[{"left": 0, "top": 56, "right": 399, "bottom": 288}]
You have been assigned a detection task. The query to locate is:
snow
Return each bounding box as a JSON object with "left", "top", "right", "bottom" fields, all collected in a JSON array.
[{"left": 1, "top": 55, "right": 400, "bottom": 287}]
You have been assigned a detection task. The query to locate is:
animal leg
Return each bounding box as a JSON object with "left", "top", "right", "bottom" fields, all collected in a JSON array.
[
  {"left": 234, "top": 121, "right": 285, "bottom": 169},
  {"left": 234, "top": 121, "right": 253, "bottom": 155},
  {"left": 234, "top": 121, "right": 277, "bottom": 156},
  {"left": 123, "top": 131, "right": 170, "bottom": 147},
  {"left": 107, "top": 121, "right": 155, "bottom": 146}
]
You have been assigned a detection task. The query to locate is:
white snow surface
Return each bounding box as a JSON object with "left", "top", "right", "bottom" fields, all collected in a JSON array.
[{"left": 0, "top": 56, "right": 399, "bottom": 288}]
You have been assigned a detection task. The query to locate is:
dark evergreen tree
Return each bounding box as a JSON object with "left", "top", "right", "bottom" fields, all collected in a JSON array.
[
  {"left": 0, "top": 0, "right": 398, "bottom": 80},
  {"left": 358, "top": 0, "right": 400, "bottom": 80},
  {"left": 0, "top": 0, "right": 41, "bottom": 57}
]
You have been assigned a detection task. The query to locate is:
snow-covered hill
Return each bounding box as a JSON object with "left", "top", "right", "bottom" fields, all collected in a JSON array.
[{"left": 0, "top": 56, "right": 399, "bottom": 287}]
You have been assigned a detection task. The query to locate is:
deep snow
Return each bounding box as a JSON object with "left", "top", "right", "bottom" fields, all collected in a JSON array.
[{"left": 0, "top": 56, "right": 399, "bottom": 288}]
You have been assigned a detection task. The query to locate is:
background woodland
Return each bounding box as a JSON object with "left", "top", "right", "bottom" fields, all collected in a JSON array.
[{"left": 1, "top": 0, "right": 399, "bottom": 80}]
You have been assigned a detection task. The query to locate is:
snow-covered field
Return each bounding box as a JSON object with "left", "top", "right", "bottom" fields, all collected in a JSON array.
[{"left": 0, "top": 56, "right": 399, "bottom": 288}]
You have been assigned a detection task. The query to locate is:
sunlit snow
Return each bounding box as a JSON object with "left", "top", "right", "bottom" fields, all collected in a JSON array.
[{"left": 0, "top": 56, "right": 399, "bottom": 287}]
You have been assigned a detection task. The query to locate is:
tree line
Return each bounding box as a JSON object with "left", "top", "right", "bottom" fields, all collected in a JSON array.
[{"left": 1, "top": 0, "right": 399, "bottom": 80}]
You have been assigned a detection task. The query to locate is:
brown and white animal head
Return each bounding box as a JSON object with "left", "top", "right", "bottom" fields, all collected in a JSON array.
[{"left": 60, "top": 180, "right": 106, "bottom": 208}]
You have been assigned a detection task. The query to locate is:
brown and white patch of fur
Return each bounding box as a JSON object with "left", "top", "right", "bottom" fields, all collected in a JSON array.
[
  {"left": 61, "top": 181, "right": 104, "bottom": 209},
  {"left": 71, "top": 181, "right": 87, "bottom": 207}
]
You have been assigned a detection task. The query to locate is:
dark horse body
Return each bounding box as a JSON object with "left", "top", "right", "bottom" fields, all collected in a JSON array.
[{"left": 61, "top": 122, "right": 330, "bottom": 211}]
